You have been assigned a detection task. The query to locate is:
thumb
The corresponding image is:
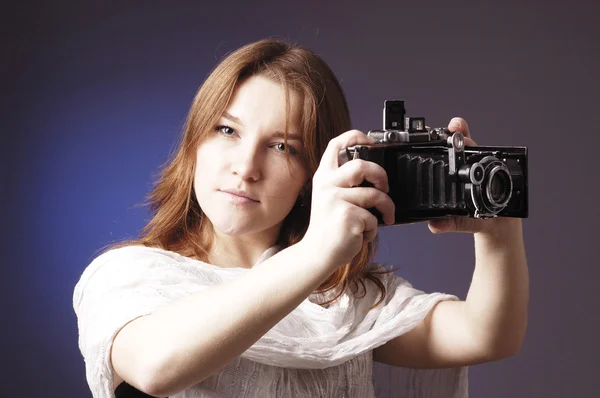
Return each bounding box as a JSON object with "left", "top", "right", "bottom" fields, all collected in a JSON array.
[{"left": 428, "top": 218, "right": 457, "bottom": 234}]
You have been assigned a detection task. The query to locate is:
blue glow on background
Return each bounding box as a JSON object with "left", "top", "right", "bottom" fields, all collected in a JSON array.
[{"left": 5, "top": 2, "right": 600, "bottom": 397}]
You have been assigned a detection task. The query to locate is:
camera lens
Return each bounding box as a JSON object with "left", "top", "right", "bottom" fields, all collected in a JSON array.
[
  {"left": 487, "top": 168, "right": 511, "bottom": 206},
  {"left": 485, "top": 165, "right": 512, "bottom": 208},
  {"left": 490, "top": 178, "right": 503, "bottom": 200}
]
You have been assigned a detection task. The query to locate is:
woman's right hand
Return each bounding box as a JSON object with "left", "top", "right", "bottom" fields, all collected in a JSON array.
[{"left": 301, "top": 130, "right": 395, "bottom": 271}]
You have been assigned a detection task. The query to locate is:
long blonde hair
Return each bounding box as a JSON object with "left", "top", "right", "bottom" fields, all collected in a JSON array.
[{"left": 110, "top": 39, "right": 390, "bottom": 306}]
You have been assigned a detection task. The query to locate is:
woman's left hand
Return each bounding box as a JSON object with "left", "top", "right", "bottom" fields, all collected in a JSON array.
[{"left": 427, "top": 117, "right": 516, "bottom": 236}]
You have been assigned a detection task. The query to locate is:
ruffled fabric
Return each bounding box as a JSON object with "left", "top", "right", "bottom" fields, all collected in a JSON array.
[{"left": 73, "top": 245, "right": 467, "bottom": 397}]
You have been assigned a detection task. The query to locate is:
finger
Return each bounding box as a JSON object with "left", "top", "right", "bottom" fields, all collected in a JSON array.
[
  {"left": 332, "top": 159, "right": 389, "bottom": 192},
  {"left": 453, "top": 216, "right": 486, "bottom": 233},
  {"left": 362, "top": 211, "right": 379, "bottom": 242},
  {"left": 363, "top": 225, "right": 378, "bottom": 243},
  {"left": 429, "top": 216, "right": 486, "bottom": 234},
  {"left": 337, "top": 187, "right": 395, "bottom": 225},
  {"left": 343, "top": 204, "right": 379, "bottom": 239},
  {"left": 448, "top": 117, "right": 470, "bottom": 138},
  {"left": 427, "top": 218, "right": 456, "bottom": 234},
  {"left": 464, "top": 136, "right": 478, "bottom": 146},
  {"left": 321, "top": 130, "right": 374, "bottom": 170}
]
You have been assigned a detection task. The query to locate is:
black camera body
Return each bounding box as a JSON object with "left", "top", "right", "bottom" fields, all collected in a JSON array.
[{"left": 339, "top": 100, "right": 528, "bottom": 225}]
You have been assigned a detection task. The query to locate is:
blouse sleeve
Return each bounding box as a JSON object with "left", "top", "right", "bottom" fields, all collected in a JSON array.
[
  {"left": 371, "top": 269, "right": 460, "bottom": 335},
  {"left": 371, "top": 270, "right": 469, "bottom": 398},
  {"left": 72, "top": 246, "right": 216, "bottom": 398}
]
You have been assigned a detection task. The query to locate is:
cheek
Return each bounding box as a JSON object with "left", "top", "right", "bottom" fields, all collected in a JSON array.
[
  {"left": 272, "top": 166, "right": 308, "bottom": 196},
  {"left": 195, "top": 142, "right": 225, "bottom": 175},
  {"left": 194, "top": 148, "right": 217, "bottom": 194},
  {"left": 196, "top": 144, "right": 213, "bottom": 167}
]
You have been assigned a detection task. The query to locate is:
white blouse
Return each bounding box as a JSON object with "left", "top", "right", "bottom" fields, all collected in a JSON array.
[{"left": 73, "top": 245, "right": 468, "bottom": 397}]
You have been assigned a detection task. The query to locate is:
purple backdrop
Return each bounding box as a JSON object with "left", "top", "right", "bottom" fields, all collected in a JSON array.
[{"left": 3, "top": 1, "right": 599, "bottom": 396}]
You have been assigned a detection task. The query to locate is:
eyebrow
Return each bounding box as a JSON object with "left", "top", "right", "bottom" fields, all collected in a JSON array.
[
  {"left": 222, "top": 111, "right": 303, "bottom": 141},
  {"left": 223, "top": 111, "right": 244, "bottom": 126}
]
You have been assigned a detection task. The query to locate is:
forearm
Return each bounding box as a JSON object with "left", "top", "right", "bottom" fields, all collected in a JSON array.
[
  {"left": 112, "top": 241, "right": 332, "bottom": 396},
  {"left": 464, "top": 218, "right": 529, "bottom": 357}
]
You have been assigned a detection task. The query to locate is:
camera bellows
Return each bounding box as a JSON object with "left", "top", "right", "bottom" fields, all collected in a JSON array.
[{"left": 398, "top": 154, "right": 461, "bottom": 210}]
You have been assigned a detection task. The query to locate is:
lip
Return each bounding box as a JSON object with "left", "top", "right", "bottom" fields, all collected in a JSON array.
[{"left": 219, "top": 189, "right": 260, "bottom": 202}]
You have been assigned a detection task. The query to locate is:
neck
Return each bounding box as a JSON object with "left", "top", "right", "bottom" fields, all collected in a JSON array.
[{"left": 207, "top": 229, "right": 280, "bottom": 269}]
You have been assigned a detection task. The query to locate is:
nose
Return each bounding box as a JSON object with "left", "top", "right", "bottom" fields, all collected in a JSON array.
[{"left": 230, "top": 141, "right": 261, "bottom": 181}]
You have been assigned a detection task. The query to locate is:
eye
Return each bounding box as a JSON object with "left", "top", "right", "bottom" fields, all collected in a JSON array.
[
  {"left": 272, "top": 142, "right": 298, "bottom": 155},
  {"left": 215, "top": 125, "right": 236, "bottom": 136}
]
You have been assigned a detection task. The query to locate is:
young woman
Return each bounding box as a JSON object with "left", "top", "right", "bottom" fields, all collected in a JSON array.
[{"left": 73, "top": 38, "right": 528, "bottom": 398}]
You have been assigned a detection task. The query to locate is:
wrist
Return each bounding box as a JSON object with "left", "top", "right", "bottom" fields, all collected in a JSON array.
[
  {"left": 294, "top": 236, "right": 343, "bottom": 276},
  {"left": 288, "top": 239, "right": 334, "bottom": 274},
  {"left": 475, "top": 217, "right": 524, "bottom": 251},
  {"left": 476, "top": 217, "right": 522, "bottom": 238}
]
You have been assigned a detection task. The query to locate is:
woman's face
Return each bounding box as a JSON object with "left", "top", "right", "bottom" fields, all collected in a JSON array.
[{"left": 194, "top": 75, "right": 308, "bottom": 243}]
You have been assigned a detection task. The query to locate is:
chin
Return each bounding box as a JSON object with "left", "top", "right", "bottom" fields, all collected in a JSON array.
[
  {"left": 209, "top": 216, "right": 263, "bottom": 236},
  {"left": 210, "top": 216, "right": 283, "bottom": 240}
]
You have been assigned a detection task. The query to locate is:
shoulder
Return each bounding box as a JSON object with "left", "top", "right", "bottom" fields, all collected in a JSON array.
[
  {"left": 73, "top": 245, "right": 190, "bottom": 306},
  {"left": 365, "top": 264, "right": 415, "bottom": 292},
  {"left": 92, "top": 244, "right": 183, "bottom": 265},
  {"left": 81, "top": 245, "right": 182, "bottom": 281}
]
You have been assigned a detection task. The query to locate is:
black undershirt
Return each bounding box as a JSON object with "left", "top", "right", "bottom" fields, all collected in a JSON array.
[{"left": 114, "top": 382, "right": 163, "bottom": 398}]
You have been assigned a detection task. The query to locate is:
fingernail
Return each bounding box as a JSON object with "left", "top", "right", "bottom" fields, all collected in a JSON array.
[{"left": 449, "top": 118, "right": 462, "bottom": 130}]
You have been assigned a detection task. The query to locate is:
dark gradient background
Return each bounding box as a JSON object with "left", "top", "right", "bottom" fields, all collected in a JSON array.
[{"left": 3, "top": 1, "right": 599, "bottom": 397}]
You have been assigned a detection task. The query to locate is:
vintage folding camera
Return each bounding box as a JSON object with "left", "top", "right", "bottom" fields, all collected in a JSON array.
[{"left": 339, "top": 100, "right": 528, "bottom": 225}]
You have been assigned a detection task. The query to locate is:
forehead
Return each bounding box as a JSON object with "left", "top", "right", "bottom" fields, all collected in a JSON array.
[{"left": 225, "top": 75, "right": 303, "bottom": 128}]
